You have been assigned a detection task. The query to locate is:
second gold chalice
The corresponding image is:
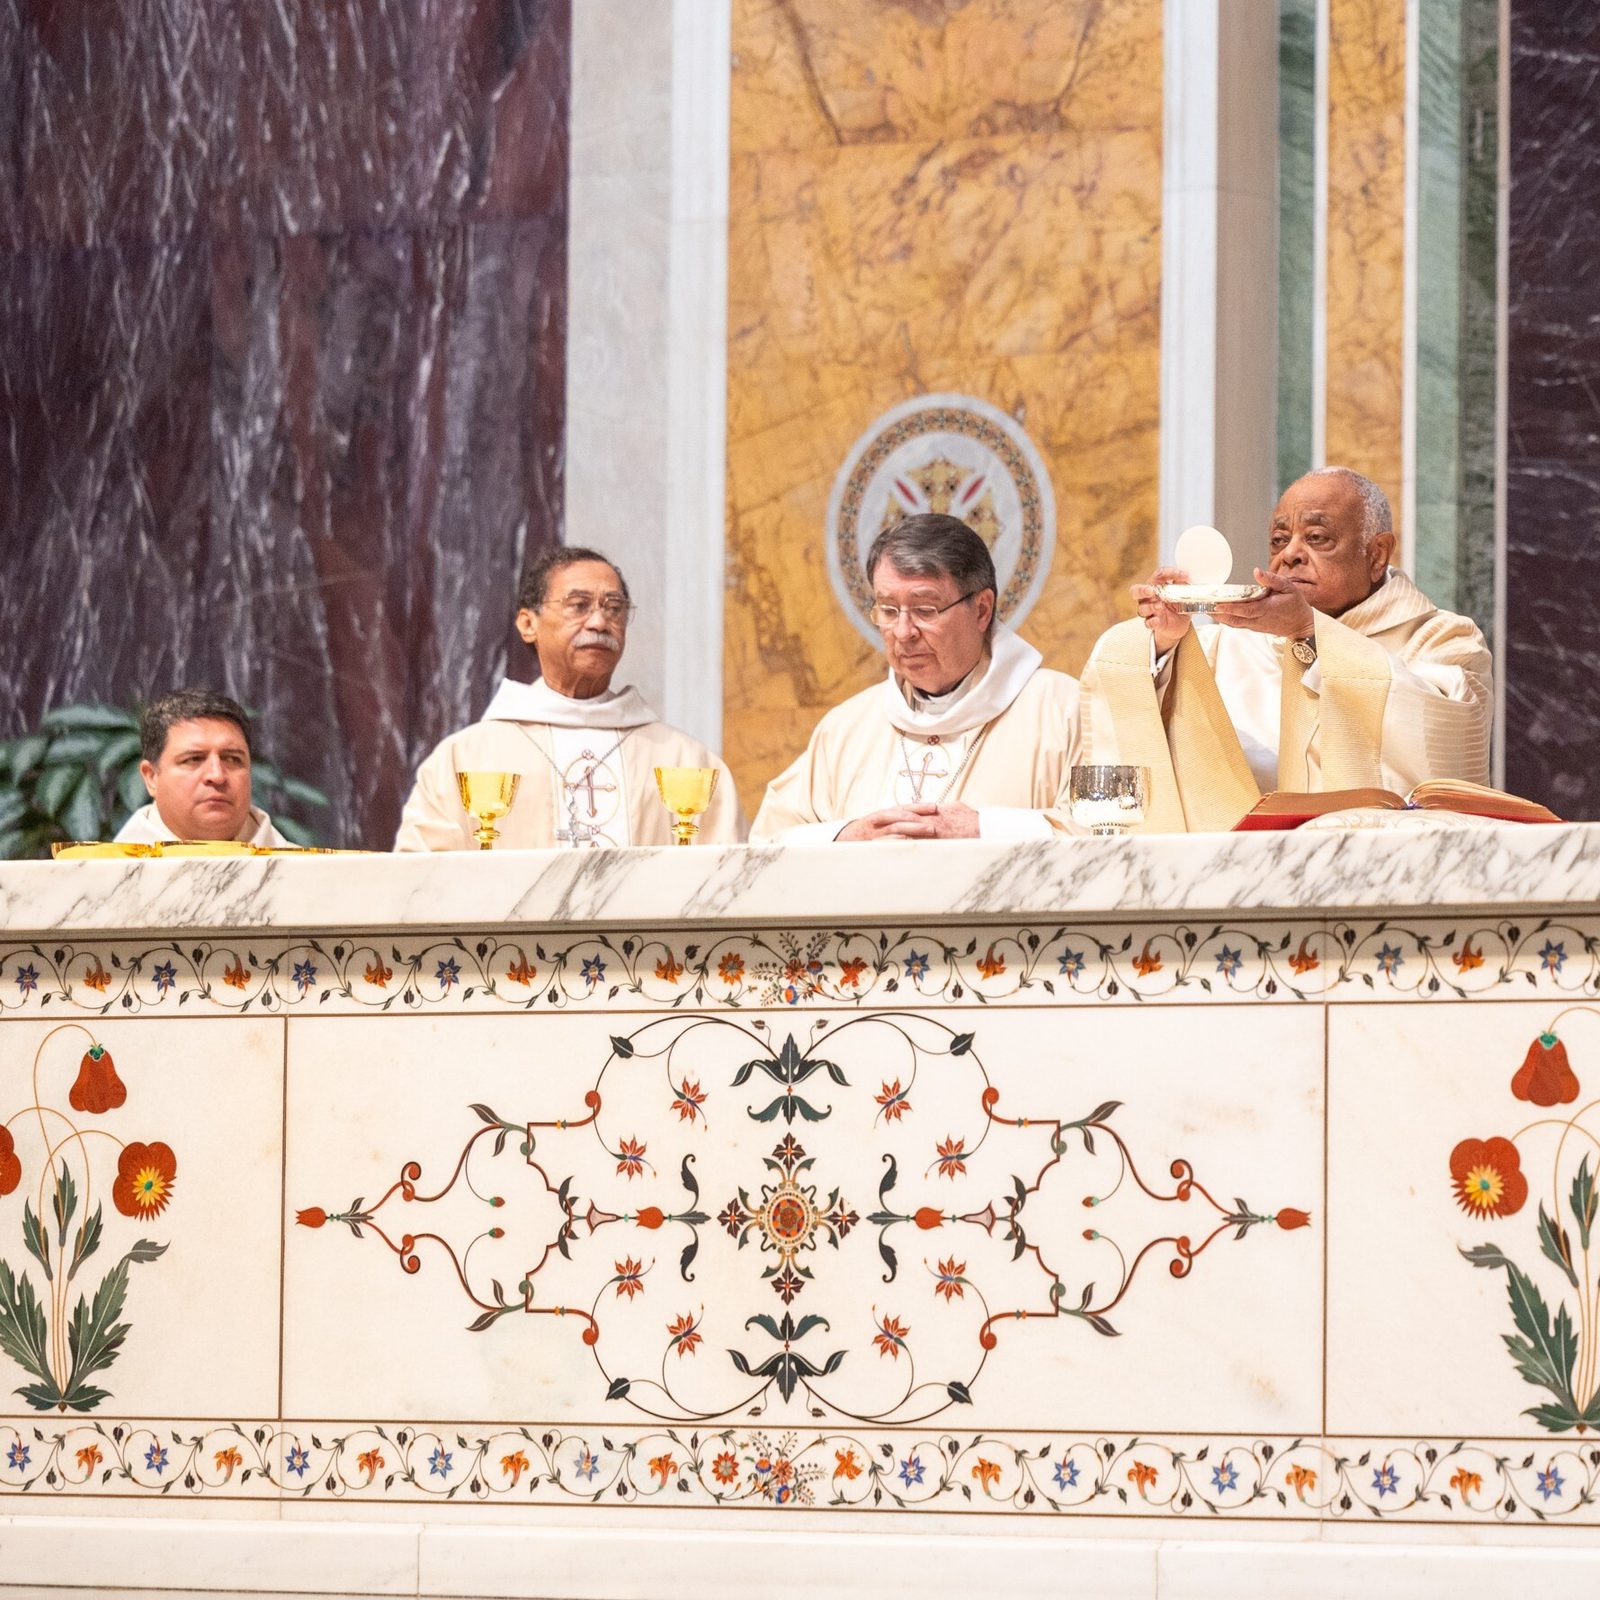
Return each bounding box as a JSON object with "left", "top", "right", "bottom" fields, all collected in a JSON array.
[
  {"left": 457, "top": 770, "right": 521, "bottom": 850},
  {"left": 654, "top": 766, "right": 718, "bottom": 846}
]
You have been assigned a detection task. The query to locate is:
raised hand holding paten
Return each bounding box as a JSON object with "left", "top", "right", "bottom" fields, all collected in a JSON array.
[
  {"left": 1211, "top": 566, "right": 1317, "bottom": 639},
  {"left": 1131, "top": 566, "right": 1193, "bottom": 656}
]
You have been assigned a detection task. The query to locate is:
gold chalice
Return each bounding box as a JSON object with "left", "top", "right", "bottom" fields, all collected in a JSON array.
[
  {"left": 654, "top": 766, "right": 718, "bottom": 847},
  {"left": 456, "top": 770, "right": 521, "bottom": 850}
]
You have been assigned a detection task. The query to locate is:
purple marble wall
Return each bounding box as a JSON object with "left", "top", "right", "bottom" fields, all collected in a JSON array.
[
  {"left": 1504, "top": 2, "right": 1600, "bottom": 818},
  {"left": 0, "top": 0, "right": 569, "bottom": 847}
]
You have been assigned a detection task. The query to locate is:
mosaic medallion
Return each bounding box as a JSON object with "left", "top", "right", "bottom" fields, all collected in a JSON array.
[{"left": 825, "top": 393, "right": 1056, "bottom": 648}]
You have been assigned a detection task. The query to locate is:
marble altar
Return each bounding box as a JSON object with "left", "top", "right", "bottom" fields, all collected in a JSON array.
[{"left": 2, "top": 829, "right": 1600, "bottom": 1596}]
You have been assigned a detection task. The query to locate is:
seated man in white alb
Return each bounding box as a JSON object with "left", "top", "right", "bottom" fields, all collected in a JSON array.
[
  {"left": 396, "top": 547, "right": 744, "bottom": 850},
  {"left": 115, "top": 689, "right": 289, "bottom": 846},
  {"left": 1081, "top": 466, "right": 1493, "bottom": 831},
  {"left": 751, "top": 513, "right": 1082, "bottom": 843}
]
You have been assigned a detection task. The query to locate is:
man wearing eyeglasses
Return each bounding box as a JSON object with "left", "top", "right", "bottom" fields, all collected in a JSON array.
[
  {"left": 395, "top": 547, "right": 744, "bottom": 849},
  {"left": 751, "top": 513, "right": 1082, "bottom": 842}
]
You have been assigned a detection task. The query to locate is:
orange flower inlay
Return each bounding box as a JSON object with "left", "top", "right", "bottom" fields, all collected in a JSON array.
[
  {"left": 0, "top": 1127, "right": 21, "bottom": 1197},
  {"left": 1449, "top": 1136, "right": 1529, "bottom": 1218},
  {"left": 1287, "top": 938, "right": 1319, "bottom": 976},
  {"left": 113, "top": 1141, "right": 177, "bottom": 1218},
  {"left": 1511, "top": 1032, "right": 1579, "bottom": 1108},
  {"left": 69, "top": 1043, "right": 126, "bottom": 1115},
  {"left": 666, "top": 1312, "right": 702, "bottom": 1357},
  {"left": 976, "top": 946, "right": 1005, "bottom": 980}
]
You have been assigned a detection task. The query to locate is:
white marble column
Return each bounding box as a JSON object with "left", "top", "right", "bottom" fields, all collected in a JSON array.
[
  {"left": 1159, "top": 0, "right": 1282, "bottom": 573},
  {"left": 565, "top": 0, "right": 730, "bottom": 752}
]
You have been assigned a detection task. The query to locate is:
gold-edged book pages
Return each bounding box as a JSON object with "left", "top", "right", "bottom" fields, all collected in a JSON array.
[{"left": 1235, "top": 780, "right": 1561, "bottom": 832}]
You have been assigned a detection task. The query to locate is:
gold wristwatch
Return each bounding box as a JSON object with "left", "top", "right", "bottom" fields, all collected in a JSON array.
[{"left": 1290, "top": 633, "right": 1318, "bottom": 666}]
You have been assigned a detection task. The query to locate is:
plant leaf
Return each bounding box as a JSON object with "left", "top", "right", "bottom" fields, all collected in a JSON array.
[
  {"left": 1538, "top": 1203, "right": 1579, "bottom": 1288},
  {"left": 69, "top": 1206, "right": 103, "bottom": 1282},
  {"left": 0, "top": 1261, "right": 56, "bottom": 1392},
  {"left": 21, "top": 1203, "right": 51, "bottom": 1279},
  {"left": 1572, "top": 1155, "right": 1597, "bottom": 1252},
  {"left": 39, "top": 705, "right": 139, "bottom": 734}
]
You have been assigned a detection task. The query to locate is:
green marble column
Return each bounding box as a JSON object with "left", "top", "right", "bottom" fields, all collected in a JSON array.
[
  {"left": 1413, "top": 0, "right": 1499, "bottom": 649},
  {"left": 1277, "top": 0, "right": 1318, "bottom": 495}
]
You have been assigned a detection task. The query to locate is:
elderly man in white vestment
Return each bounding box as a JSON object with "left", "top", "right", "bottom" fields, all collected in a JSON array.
[
  {"left": 396, "top": 547, "right": 744, "bottom": 850},
  {"left": 1081, "top": 467, "right": 1493, "bottom": 832},
  {"left": 751, "top": 514, "right": 1082, "bottom": 843},
  {"left": 115, "top": 689, "right": 289, "bottom": 847}
]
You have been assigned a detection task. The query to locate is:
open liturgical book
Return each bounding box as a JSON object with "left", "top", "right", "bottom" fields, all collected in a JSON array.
[{"left": 1234, "top": 780, "right": 1562, "bottom": 831}]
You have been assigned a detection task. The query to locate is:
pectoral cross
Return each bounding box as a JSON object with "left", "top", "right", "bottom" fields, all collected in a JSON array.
[
  {"left": 567, "top": 755, "right": 617, "bottom": 818},
  {"left": 555, "top": 800, "right": 603, "bottom": 849},
  {"left": 899, "top": 749, "right": 947, "bottom": 802}
]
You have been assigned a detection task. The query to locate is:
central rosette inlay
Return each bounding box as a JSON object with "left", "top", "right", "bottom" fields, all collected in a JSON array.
[{"left": 719, "top": 1134, "right": 859, "bottom": 1304}]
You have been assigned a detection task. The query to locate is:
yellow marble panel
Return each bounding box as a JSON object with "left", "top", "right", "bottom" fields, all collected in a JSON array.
[
  {"left": 731, "top": 0, "right": 1159, "bottom": 152},
  {"left": 725, "top": 0, "right": 1162, "bottom": 812},
  {"left": 1325, "top": 0, "right": 1407, "bottom": 545}
]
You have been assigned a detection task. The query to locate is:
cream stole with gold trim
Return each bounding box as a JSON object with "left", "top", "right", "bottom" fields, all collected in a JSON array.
[{"left": 1088, "top": 612, "right": 1392, "bottom": 832}]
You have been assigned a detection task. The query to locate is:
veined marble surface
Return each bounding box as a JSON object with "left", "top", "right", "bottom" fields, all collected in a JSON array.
[{"left": 1, "top": 823, "right": 1596, "bottom": 936}]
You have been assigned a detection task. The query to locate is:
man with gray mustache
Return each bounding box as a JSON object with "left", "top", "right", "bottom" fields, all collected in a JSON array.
[{"left": 395, "top": 547, "right": 744, "bottom": 850}]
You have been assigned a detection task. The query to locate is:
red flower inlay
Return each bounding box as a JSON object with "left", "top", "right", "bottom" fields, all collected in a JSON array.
[
  {"left": 616, "top": 1136, "right": 647, "bottom": 1179},
  {"left": 666, "top": 1311, "right": 702, "bottom": 1357},
  {"left": 873, "top": 1313, "right": 910, "bottom": 1359},
  {"left": 296, "top": 1207, "right": 327, "bottom": 1229},
  {"left": 1511, "top": 1032, "right": 1579, "bottom": 1107},
  {"left": 1450, "top": 1136, "right": 1528, "bottom": 1218},
  {"left": 113, "top": 1141, "right": 177, "bottom": 1217},
  {"left": 876, "top": 1079, "right": 911, "bottom": 1122},
  {"left": 935, "top": 1136, "right": 967, "bottom": 1180},
  {"left": 671, "top": 1080, "right": 707, "bottom": 1123},
  {"left": 0, "top": 1127, "right": 21, "bottom": 1196},
  {"left": 1275, "top": 1209, "right": 1311, "bottom": 1231},
  {"left": 69, "top": 1043, "right": 126, "bottom": 1115}
]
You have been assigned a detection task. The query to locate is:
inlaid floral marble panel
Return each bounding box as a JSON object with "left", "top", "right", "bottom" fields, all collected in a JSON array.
[{"left": 4, "top": 912, "right": 1600, "bottom": 1526}]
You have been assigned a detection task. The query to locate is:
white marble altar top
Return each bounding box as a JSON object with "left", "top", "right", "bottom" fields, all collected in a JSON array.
[{"left": 1, "top": 823, "right": 1597, "bottom": 935}]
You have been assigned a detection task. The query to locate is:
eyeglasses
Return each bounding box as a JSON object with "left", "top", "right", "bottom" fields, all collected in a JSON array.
[
  {"left": 548, "top": 592, "right": 636, "bottom": 622},
  {"left": 869, "top": 592, "right": 978, "bottom": 629}
]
